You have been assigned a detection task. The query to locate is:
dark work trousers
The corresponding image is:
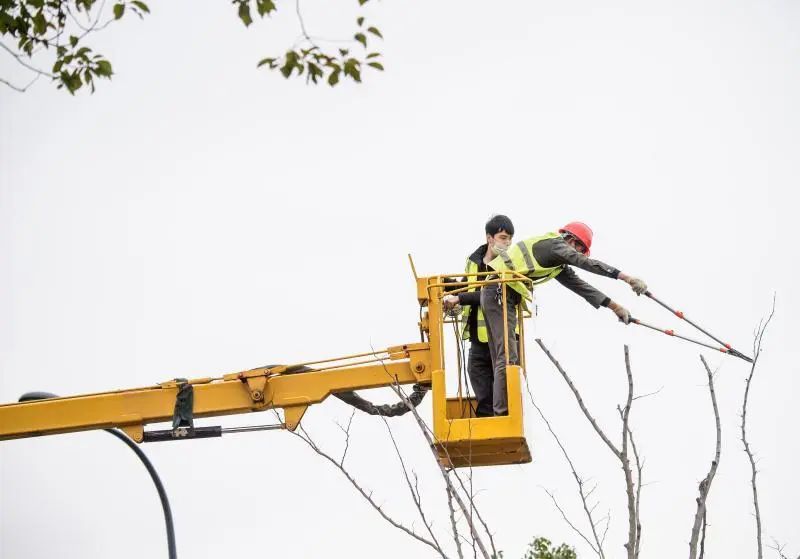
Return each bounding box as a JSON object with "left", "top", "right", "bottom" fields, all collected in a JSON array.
[
  {"left": 479, "top": 284, "right": 519, "bottom": 416},
  {"left": 467, "top": 341, "right": 494, "bottom": 417}
]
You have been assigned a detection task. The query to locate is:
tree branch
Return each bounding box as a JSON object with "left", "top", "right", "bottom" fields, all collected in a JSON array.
[
  {"left": 378, "top": 413, "right": 448, "bottom": 558},
  {"left": 535, "top": 339, "right": 621, "bottom": 458},
  {"left": 689, "top": 356, "right": 722, "bottom": 559},
  {"left": 741, "top": 295, "right": 777, "bottom": 559},
  {"left": 524, "top": 376, "right": 605, "bottom": 558},
  {"left": 387, "top": 380, "right": 493, "bottom": 559},
  {"left": 542, "top": 487, "right": 602, "bottom": 556},
  {"left": 537, "top": 340, "right": 640, "bottom": 559},
  {"left": 285, "top": 421, "right": 442, "bottom": 555},
  {"left": 620, "top": 346, "right": 638, "bottom": 559}
]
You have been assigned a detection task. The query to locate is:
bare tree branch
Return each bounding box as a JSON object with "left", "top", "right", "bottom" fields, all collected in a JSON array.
[
  {"left": 386, "top": 379, "right": 493, "bottom": 559},
  {"left": 689, "top": 356, "right": 722, "bottom": 559},
  {"left": 620, "top": 346, "right": 638, "bottom": 559},
  {"left": 536, "top": 340, "right": 640, "bottom": 559},
  {"left": 535, "top": 339, "right": 621, "bottom": 457},
  {"left": 524, "top": 377, "right": 605, "bottom": 558},
  {"left": 447, "top": 486, "right": 465, "bottom": 559},
  {"left": 741, "top": 295, "right": 777, "bottom": 559},
  {"left": 0, "top": 74, "right": 41, "bottom": 92},
  {"left": 334, "top": 408, "right": 357, "bottom": 467},
  {"left": 285, "top": 419, "right": 443, "bottom": 555},
  {"left": 543, "top": 487, "right": 602, "bottom": 556},
  {"left": 0, "top": 42, "right": 55, "bottom": 78},
  {"left": 371, "top": 346, "right": 496, "bottom": 559},
  {"left": 619, "top": 412, "right": 643, "bottom": 559},
  {"left": 768, "top": 538, "right": 799, "bottom": 559},
  {"left": 699, "top": 511, "right": 707, "bottom": 559},
  {"left": 378, "top": 413, "right": 448, "bottom": 557}
]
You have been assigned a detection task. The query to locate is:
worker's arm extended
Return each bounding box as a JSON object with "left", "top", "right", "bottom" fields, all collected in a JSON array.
[
  {"left": 534, "top": 237, "right": 645, "bottom": 323},
  {"left": 554, "top": 266, "right": 611, "bottom": 308}
]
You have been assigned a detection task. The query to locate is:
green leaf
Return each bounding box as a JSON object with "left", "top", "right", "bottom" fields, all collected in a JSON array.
[
  {"left": 52, "top": 59, "right": 63, "bottom": 73},
  {"left": 113, "top": 3, "right": 124, "bottom": 19},
  {"left": 367, "top": 61, "right": 384, "bottom": 71},
  {"left": 69, "top": 35, "right": 78, "bottom": 47},
  {"left": 257, "top": 57, "right": 276, "bottom": 68},
  {"left": 95, "top": 59, "right": 113, "bottom": 77},
  {"left": 256, "top": 0, "right": 275, "bottom": 16},
  {"left": 367, "top": 26, "right": 382, "bottom": 38},
  {"left": 32, "top": 11, "right": 46, "bottom": 34},
  {"left": 358, "top": 0, "right": 368, "bottom": 5},
  {"left": 366, "top": 52, "right": 381, "bottom": 59},
  {"left": 131, "top": 0, "right": 150, "bottom": 12},
  {"left": 279, "top": 58, "right": 295, "bottom": 78},
  {"left": 238, "top": 2, "right": 252, "bottom": 26},
  {"left": 327, "top": 68, "right": 340, "bottom": 86},
  {"left": 356, "top": 16, "right": 364, "bottom": 26},
  {"left": 343, "top": 58, "right": 361, "bottom": 82},
  {"left": 338, "top": 48, "right": 349, "bottom": 57},
  {"left": 354, "top": 33, "right": 366, "bottom": 48},
  {"left": 77, "top": 47, "right": 91, "bottom": 59}
]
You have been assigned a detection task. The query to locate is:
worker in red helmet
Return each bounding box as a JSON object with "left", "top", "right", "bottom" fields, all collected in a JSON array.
[{"left": 478, "top": 222, "right": 647, "bottom": 416}]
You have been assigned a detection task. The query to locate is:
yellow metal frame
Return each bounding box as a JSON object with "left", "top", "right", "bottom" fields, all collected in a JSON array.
[
  {"left": 419, "top": 271, "right": 534, "bottom": 467},
  {"left": 1, "top": 271, "right": 534, "bottom": 469}
]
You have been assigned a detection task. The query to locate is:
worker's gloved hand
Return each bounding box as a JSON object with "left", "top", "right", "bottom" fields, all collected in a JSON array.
[
  {"left": 608, "top": 301, "right": 631, "bottom": 324},
  {"left": 443, "top": 295, "right": 460, "bottom": 310},
  {"left": 625, "top": 276, "right": 648, "bottom": 296}
]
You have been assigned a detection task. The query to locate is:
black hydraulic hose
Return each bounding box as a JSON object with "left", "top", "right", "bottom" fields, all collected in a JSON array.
[
  {"left": 103, "top": 429, "right": 177, "bottom": 559},
  {"left": 334, "top": 384, "right": 429, "bottom": 417},
  {"left": 18, "top": 392, "right": 177, "bottom": 559}
]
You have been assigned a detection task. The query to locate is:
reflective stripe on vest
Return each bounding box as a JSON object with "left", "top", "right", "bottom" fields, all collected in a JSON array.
[
  {"left": 488, "top": 232, "right": 564, "bottom": 299},
  {"left": 461, "top": 259, "right": 489, "bottom": 343}
]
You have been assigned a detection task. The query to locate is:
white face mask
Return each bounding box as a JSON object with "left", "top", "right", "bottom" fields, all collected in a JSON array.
[{"left": 490, "top": 241, "right": 509, "bottom": 256}]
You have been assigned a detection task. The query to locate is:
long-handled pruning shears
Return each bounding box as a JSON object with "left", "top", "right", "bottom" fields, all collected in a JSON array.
[{"left": 629, "top": 291, "right": 754, "bottom": 363}]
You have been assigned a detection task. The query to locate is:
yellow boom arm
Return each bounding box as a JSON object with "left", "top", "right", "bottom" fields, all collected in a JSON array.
[{"left": 1, "top": 272, "right": 534, "bottom": 468}]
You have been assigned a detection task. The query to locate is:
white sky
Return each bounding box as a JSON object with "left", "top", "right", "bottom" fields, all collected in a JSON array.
[{"left": 1, "top": 1, "right": 799, "bottom": 557}]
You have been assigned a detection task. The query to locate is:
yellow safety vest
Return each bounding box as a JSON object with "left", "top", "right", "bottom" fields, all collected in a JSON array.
[
  {"left": 488, "top": 232, "right": 565, "bottom": 300},
  {"left": 460, "top": 259, "right": 489, "bottom": 343}
]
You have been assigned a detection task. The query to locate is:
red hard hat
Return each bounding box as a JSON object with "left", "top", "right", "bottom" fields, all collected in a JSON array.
[{"left": 559, "top": 222, "right": 593, "bottom": 256}]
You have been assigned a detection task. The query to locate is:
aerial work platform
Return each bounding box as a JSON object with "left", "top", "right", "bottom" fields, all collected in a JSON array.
[{"left": 1, "top": 269, "right": 534, "bottom": 469}]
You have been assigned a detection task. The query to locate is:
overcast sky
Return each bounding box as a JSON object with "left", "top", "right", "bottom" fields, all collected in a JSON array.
[{"left": 2, "top": 1, "right": 799, "bottom": 557}]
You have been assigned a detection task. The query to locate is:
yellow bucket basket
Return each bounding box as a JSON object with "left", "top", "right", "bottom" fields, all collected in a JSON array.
[{"left": 418, "top": 272, "right": 533, "bottom": 468}]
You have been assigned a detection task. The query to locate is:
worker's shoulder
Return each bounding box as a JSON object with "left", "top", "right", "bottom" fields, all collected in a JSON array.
[{"left": 467, "top": 244, "right": 487, "bottom": 264}]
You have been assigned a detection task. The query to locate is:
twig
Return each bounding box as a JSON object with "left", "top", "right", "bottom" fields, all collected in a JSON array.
[
  {"left": 543, "top": 487, "right": 601, "bottom": 556},
  {"left": 378, "top": 414, "right": 448, "bottom": 557},
  {"left": 524, "top": 377, "right": 604, "bottom": 558},
  {"left": 0, "top": 42, "right": 55, "bottom": 78},
  {"left": 0, "top": 74, "right": 41, "bottom": 92},
  {"left": 689, "top": 356, "right": 722, "bottom": 559},
  {"left": 536, "top": 340, "right": 640, "bottom": 559},
  {"left": 768, "top": 538, "right": 798, "bottom": 559},
  {"left": 384, "top": 377, "right": 492, "bottom": 559},
  {"left": 741, "top": 295, "right": 776, "bottom": 559},
  {"left": 535, "top": 339, "right": 621, "bottom": 457},
  {"left": 286, "top": 422, "right": 442, "bottom": 554},
  {"left": 335, "top": 408, "right": 356, "bottom": 467},
  {"left": 447, "top": 486, "right": 465, "bottom": 559},
  {"left": 371, "top": 346, "right": 495, "bottom": 559}
]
